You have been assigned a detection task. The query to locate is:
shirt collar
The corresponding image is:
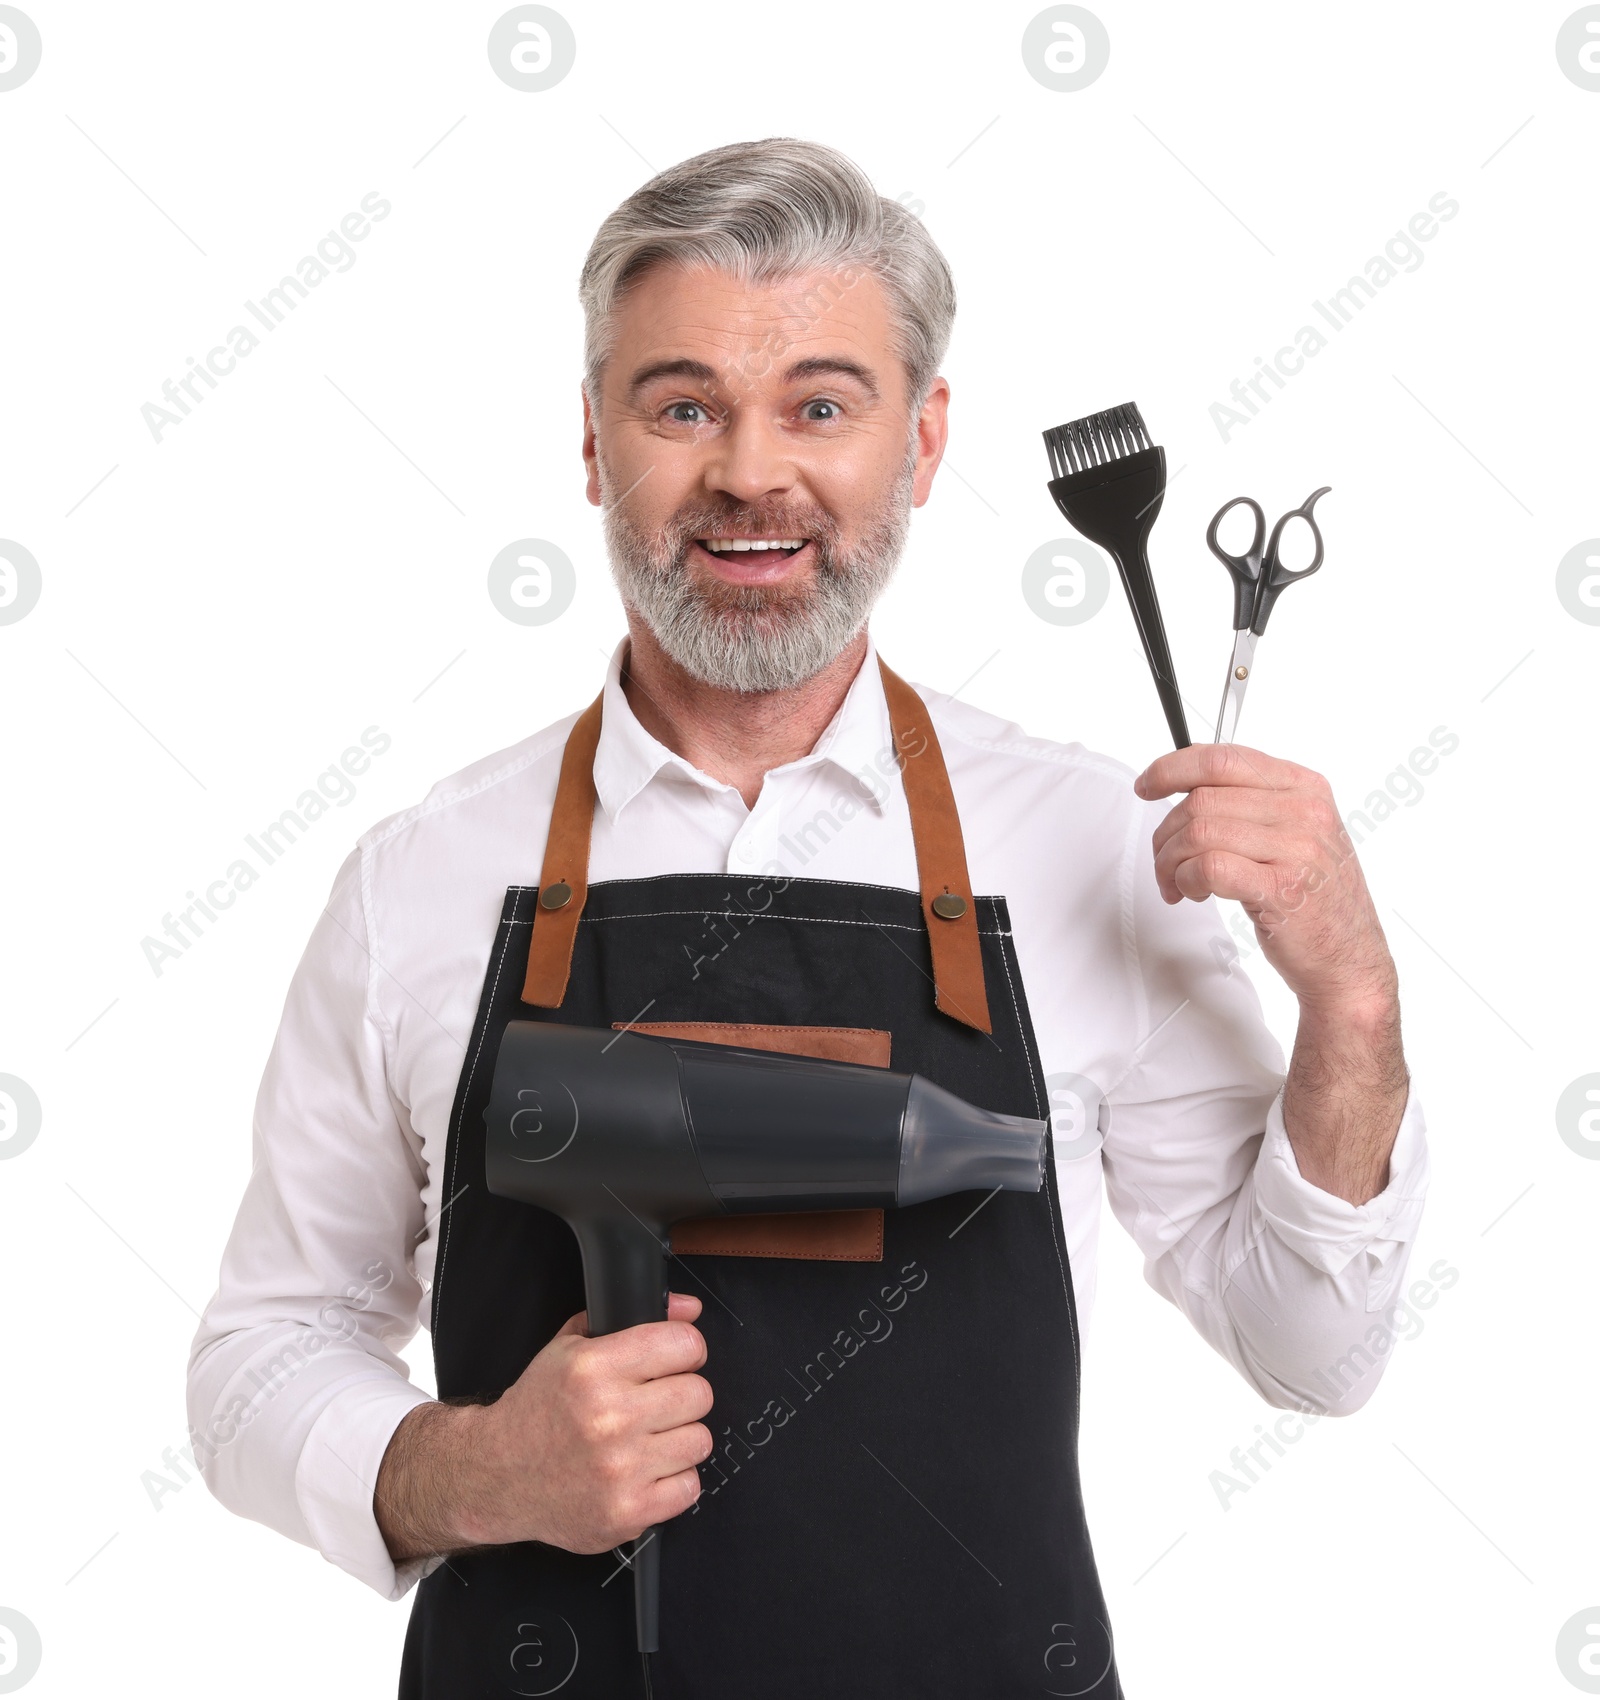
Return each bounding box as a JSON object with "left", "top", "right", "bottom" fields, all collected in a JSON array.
[{"left": 592, "top": 634, "right": 898, "bottom": 824}]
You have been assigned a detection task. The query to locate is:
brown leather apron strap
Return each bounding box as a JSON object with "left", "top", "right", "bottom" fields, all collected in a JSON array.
[
  {"left": 520, "top": 691, "right": 604, "bottom": 1008},
  {"left": 877, "top": 658, "right": 993, "bottom": 1035},
  {"left": 520, "top": 662, "right": 993, "bottom": 1034}
]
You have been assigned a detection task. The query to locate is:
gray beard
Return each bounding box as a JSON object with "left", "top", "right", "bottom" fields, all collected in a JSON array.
[{"left": 598, "top": 452, "right": 915, "bottom": 695}]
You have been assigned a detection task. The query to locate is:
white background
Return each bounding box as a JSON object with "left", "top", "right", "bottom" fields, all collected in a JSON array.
[{"left": 1, "top": 2, "right": 1595, "bottom": 1695}]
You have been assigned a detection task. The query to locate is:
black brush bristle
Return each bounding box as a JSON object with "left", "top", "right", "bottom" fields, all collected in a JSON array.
[{"left": 1042, "top": 401, "right": 1153, "bottom": 480}]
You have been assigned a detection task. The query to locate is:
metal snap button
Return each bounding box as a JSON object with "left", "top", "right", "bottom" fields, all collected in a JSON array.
[
  {"left": 539, "top": 881, "right": 574, "bottom": 911},
  {"left": 931, "top": 893, "right": 968, "bottom": 920}
]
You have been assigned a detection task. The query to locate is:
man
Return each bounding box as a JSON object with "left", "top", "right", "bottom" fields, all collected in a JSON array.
[{"left": 189, "top": 138, "right": 1427, "bottom": 1698}]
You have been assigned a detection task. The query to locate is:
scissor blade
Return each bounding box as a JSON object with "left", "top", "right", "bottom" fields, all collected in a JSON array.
[{"left": 1213, "top": 629, "right": 1259, "bottom": 744}]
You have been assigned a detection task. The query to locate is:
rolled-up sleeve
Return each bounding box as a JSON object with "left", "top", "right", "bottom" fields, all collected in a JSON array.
[
  {"left": 186, "top": 844, "right": 435, "bottom": 1598},
  {"left": 1099, "top": 797, "right": 1431, "bottom": 1416}
]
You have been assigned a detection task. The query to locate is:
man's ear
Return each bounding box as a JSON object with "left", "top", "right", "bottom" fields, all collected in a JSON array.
[
  {"left": 582, "top": 384, "right": 601, "bottom": 507},
  {"left": 910, "top": 376, "right": 950, "bottom": 509}
]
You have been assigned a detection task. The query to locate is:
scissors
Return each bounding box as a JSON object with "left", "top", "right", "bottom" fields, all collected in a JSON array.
[{"left": 1206, "top": 485, "right": 1331, "bottom": 743}]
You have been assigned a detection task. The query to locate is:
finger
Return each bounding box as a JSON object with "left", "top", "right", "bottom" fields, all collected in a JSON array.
[
  {"left": 1148, "top": 788, "right": 1302, "bottom": 861},
  {"left": 1153, "top": 788, "right": 1350, "bottom": 872},
  {"left": 559, "top": 1292, "right": 700, "bottom": 1340},
  {"left": 1169, "top": 848, "right": 1285, "bottom": 908},
  {"left": 574, "top": 1292, "right": 700, "bottom": 1346},
  {"left": 598, "top": 1319, "right": 708, "bottom": 1383},
  {"left": 1153, "top": 820, "right": 1308, "bottom": 901},
  {"left": 633, "top": 1463, "right": 705, "bottom": 1529},
  {"left": 1135, "top": 743, "right": 1303, "bottom": 801},
  {"left": 640, "top": 1421, "right": 715, "bottom": 1484},
  {"left": 634, "top": 1370, "right": 714, "bottom": 1434}
]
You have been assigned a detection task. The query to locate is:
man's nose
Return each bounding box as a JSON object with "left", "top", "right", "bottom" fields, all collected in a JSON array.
[{"left": 700, "top": 408, "right": 797, "bottom": 506}]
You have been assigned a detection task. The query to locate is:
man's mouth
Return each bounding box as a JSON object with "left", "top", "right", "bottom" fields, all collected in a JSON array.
[{"left": 690, "top": 536, "right": 814, "bottom": 580}]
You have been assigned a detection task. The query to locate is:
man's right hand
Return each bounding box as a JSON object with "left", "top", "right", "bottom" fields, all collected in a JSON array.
[{"left": 375, "top": 1292, "right": 714, "bottom": 1563}]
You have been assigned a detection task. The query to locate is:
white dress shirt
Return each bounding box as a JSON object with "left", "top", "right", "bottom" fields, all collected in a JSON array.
[{"left": 187, "top": 634, "right": 1429, "bottom": 1600}]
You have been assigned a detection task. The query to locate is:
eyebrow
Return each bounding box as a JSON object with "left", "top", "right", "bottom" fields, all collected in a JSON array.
[
  {"left": 625, "top": 357, "right": 718, "bottom": 397},
  {"left": 624, "top": 354, "right": 881, "bottom": 401},
  {"left": 781, "top": 356, "right": 880, "bottom": 398}
]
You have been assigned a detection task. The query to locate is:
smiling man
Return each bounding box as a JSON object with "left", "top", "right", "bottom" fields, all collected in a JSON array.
[{"left": 188, "top": 139, "right": 1428, "bottom": 1699}]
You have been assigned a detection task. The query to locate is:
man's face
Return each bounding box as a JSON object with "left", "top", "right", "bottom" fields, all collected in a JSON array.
[{"left": 583, "top": 262, "right": 949, "bottom": 693}]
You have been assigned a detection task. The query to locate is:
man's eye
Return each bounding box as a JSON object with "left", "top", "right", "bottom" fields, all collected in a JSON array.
[
  {"left": 666, "top": 401, "right": 709, "bottom": 425},
  {"left": 803, "top": 399, "right": 841, "bottom": 422}
]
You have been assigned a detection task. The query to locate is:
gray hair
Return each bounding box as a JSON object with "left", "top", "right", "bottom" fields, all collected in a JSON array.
[{"left": 578, "top": 137, "right": 956, "bottom": 414}]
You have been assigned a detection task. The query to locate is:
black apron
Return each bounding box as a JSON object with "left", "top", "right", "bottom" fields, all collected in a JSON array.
[{"left": 399, "top": 660, "right": 1122, "bottom": 1699}]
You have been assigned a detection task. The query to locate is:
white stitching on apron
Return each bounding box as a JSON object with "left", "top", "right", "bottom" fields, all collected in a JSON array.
[
  {"left": 433, "top": 906, "right": 522, "bottom": 1322},
  {"left": 993, "top": 914, "right": 1081, "bottom": 1401}
]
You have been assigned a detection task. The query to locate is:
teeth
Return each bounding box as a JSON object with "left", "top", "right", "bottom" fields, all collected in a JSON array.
[{"left": 699, "top": 538, "right": 805, "bottom": 552}]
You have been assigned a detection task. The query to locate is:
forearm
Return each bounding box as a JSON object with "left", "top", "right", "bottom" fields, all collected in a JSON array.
[
  {"left": 1281, "top": 992, "right": 1409, "bottom": 1206},
  {"left": 374, "top": 1399, "right": 500, "bottom": 1564},
  {"left": 1136, "top": 742, "right": 1418, "bottom": 1209}
]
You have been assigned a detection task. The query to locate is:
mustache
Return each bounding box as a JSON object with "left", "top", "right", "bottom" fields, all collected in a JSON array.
[{"left": 654, "top": 501, "right": 843, "bottom": 555}]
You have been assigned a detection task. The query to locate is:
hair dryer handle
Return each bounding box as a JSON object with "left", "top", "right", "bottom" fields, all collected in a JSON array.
[
  {"left": 575, "top": 1214, "right": 670, "bottom": 1337},
  {"left": 574, "top": 1214, "right": 670, "bottom": 1653}
]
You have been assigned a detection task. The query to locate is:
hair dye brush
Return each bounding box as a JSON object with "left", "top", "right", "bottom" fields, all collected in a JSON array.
[{"left": 1043, "top": 401, "right": 1192, "bottom": 748}]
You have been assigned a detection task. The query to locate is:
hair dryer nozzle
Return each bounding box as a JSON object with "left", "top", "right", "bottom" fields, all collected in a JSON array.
[{"left": 896, "top": 1076, "right": 1046, "bottom": 1206}]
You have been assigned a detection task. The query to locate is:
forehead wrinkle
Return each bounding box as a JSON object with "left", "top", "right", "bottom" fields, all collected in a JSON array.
[{"left": 642, "top": 304, "right": 810, "bottom": 352}]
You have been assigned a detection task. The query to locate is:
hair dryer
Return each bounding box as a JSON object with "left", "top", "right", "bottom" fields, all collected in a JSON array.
[{"left": 482, "top": 1020, "right": 1048, "bottom": 1655}]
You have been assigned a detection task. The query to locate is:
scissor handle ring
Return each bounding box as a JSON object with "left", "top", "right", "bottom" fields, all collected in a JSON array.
[
  {"left": 1206, "top": 496, "right": 1266, "bottom": 570},
  {"left": 1208, "top": 497, "right": 1265, "bottom": 631},
  {"left": 1251, "top": 485, "right": 1332, "bottom": 633},
  {"left": 1264, "top": 486, "right": 1332, "bottom": 586}
]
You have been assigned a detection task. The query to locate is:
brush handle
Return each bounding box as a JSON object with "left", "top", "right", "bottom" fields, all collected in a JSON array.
[
  {"left": 1045, "top": 447, "right": 1192, "bottom": 750},
  {"left": 1107, "top": 550, "right": 1192, "bottom": 748}
]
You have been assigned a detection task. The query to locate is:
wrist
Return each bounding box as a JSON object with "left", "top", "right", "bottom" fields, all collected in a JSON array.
[
  {"left": 1283, "top": 981, "right": 1409, "bottom": 1207},
  {"left": 430, "top": 1400, "right": 499, "bottom": 1550},
  {"left": 1293, "top": 975, "right": 1401, "bottom": 1039},
  {"left": 376, "top": 1398, "right": 500, "bottom": 1562},
  {"left": 1291, "top": 994, "right": 1408, "bottom": 1099}
]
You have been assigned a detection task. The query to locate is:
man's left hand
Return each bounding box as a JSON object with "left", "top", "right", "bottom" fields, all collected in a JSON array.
[{"left": 1134, "top": 743, "right": 1398, "bottom": 1020}]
